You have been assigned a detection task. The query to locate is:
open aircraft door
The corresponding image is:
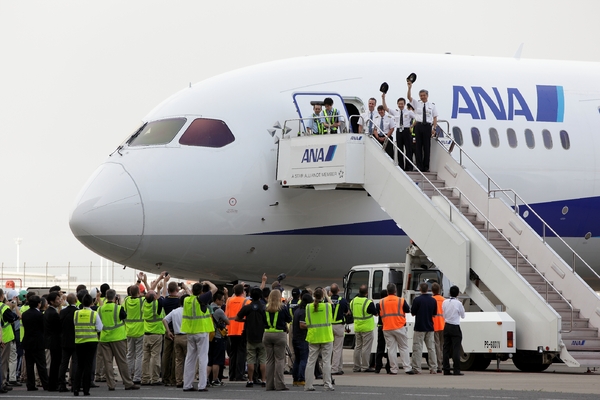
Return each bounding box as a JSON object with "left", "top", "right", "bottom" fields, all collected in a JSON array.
[{"left": 292, "top": 93, "right": 352, "bottom": 134}]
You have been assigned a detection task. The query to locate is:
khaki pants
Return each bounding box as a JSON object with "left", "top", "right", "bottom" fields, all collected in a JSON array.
[
  {"left": 141, "top": 334, "right": 163, "bottom": 384},
  {"left": 173, "top": 334, "right": 187, "bottom": 386},
  {"left": 383, "top": 327, "right": 410, "bottom": 374},
  {"left": 1, "top": 340, "right": 13, "bottom": 383},
  {"left": 331, "top": 324, "right": 345, "bottom": 373},
  {"left": 411, "top": 331, "right": 437, "bottom": 372},
  {"left": 263, "top": 332, "right": 287, "bottom": 390},
  {"left": 305, "top": 342, "right": 333, "bottom": 391},
  {"left": 127, "top": 336, "right": 143, "bottom": 382},
  {"left": 353, "top": 330, "right": 373, "bottom": 371},
  {"left": 94, "top": 344, "right": 105, "bottom": 380},
  {"left": 434, "top": 330, "right": 444, "bottom": 371},
  {"left": 161, "top": 334, "right": 176, "bottom": 385},
  {"left": 99, "top": 340, "right": 135, "bottom": 389}
]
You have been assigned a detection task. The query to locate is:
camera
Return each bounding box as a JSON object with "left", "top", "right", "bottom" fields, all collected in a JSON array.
[{"left": 177, "top": 282, "right": 183, "bottom": 288}]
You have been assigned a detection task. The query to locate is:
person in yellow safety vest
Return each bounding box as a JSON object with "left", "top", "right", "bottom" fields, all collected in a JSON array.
[
  {"left": 141, "top": 288, "right": 166, "bottom": 386},
  {"left": 0, "top": 289, "right": 20, "bottom": 393},
  {"left": 98, "top": 289, "right": 140, "bottom": 391},
  {"left": 308, "top": 103, "right": 326, "bottom": 135},
  {"left": 349, "top": 285, "right": 377, "bottom": 372},
  {"left": 300, "top": 288, "right": 334, "bottom": 392},
  {"left": 432, "top": 282, "right": 445, "bottom": 373},
  {"left": 329, "top": 283, "right": 349, "bottom": 376},
  {"left": 322, "top": 97, "right": 340, "bottom": 134},
  {"left": 73, "top": 293, "right": 103, "bottom": 396},
  {"left": 262, "top": 290, "right": 291, "bottom": 391},
  {"left": 379, "top": 283, "right": 412, "bottom": 374},
  {"left": 123, "top": 284, "right": 145, "bottom": 384},
  {"left": 182, "top": 280, "right": 217, "bottom": 392}
]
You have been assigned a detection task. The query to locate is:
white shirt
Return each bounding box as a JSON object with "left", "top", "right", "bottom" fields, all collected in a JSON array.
[
  {"left": 359, "top": 110, "right": 377, "bottom": 134},
  {"left": 372, "top": 113, "right": 396, "bottom": 137},
  {"left": 387, "top": 107, "right": 416, "bottom": 129},
  {"left": 410, "top": 99, "right": 438, "bottom": 124},
  {"left": 442, "top": 297, "right": 465, "bottom": 325},
  {"left": 163, "top": 306, "right": 183, "bottom": 334}
]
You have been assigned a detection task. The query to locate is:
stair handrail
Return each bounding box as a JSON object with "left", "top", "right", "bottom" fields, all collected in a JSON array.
[
  {"left": 448, "top": 186, "right": 574, "bottom": 333},
  {"left": 433, "top": 122, "right": 600, "bottom": 283},
  {"left": 282, "top": 116, "right": 349, "bottom": 137}
]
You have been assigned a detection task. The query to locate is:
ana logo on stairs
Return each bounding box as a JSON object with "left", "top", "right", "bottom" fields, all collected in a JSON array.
[{"left": 301, "top": 145, "right": 337, "bottom": 163}]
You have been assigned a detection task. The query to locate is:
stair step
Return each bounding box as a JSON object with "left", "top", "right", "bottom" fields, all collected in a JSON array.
[
  {"left": 562, "top": 328, "right": 599, "bottom": 338},
  {"left": 413, "top": 179, "right": 446, "bottom": 189},
  {"left": 565, "top": 351, "right": 600, "bottom": 367},
  {"left": 564, "top": 338, "right": 600, "bottom": 352},
  {"left": 548, "top": 301, "right": 577, "bottom": 310},
  {"left": 519, "top": 272, "right": 548, "bottom": 283},
  {"left": 557, "top": 308, "right": 581, "bottom": 319},
  {"left": 562, "top": 318, "right": 591, "bottom": 329},
  {"left": 406, "top": 171, "right": 438, "bottom": 180}
]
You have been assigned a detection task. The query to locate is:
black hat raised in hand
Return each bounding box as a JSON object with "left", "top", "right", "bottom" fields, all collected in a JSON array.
[
  {"left": 380, "top": 82, "right": 389, "bottom": 94},
  {"left": 406, "top": 72, "right": 417, "bottom": 83}
]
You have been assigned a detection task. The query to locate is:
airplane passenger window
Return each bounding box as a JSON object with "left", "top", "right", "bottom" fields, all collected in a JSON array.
[
  {"left": 452, "top": 126, "right": 463, "bottom": 146},
  {"left": 542, "top": 129, "right": 553, "bottom": 149},
  {"left": 179, "top": 118, "right": 235, "bottom": 148},
  {"left": 489, "top": 128, "right": 499, "bottom": 148},
  {"left": 560, "top": 130, "right": 570, "bottom": 150},
  {"left": 128, "top": 118, "right": 187, "bottom": 146},
  {"left": 525, "top": 129, "right": 535, "bottom": 149},
  {"left": 471, "top": 127, "right": 481, "bottom": 147},
  {"left": 507, "top": 128, "right": 517, "bottom": 148}
]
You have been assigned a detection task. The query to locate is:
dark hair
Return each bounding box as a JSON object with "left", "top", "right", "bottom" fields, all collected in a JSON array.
[
  {"left": 129, "top": 285, "right": 139, "bottom": 297},
  {"left": 301, "top": 293, "right": 313, "bottom": 304},
  {"left": 191, "top": 283, "right": 202, "bottom": 296},
  {"left": 419, "top": 282, "right": 429, "bottom": 293},
  {"left": 262, "top": 287, "right": 270, "bottom": 299},
  {"left": 100, "top": 283, "right": 110, "bottom": 296},
  {"left": 432, "top": 282, "right": 441, "bottom": 295},
  {"left": 369, "top": 97, "right": 377, "bottom": 103},
  {"left": 330, "top": 284, "right": 339, "bottom": 295},
  {"left": 82, "top": 294, "right": 93, "bottom": 307},
  {"left": 47, "top": 291, "right": 60, "bottom": 304},
  {"left": 449, "top": 285, "right": 459, "bottom": 298},
  {"left": 28, "top": 295, "right": 41, "bottom": 309},
  {"left": 76, "top": 289, "right": 88, "bottom": 302},
  {"left": 324, "top": 97, "right": 333, "bottom": 106},
  {"left": 76, "top": 284, "right": 87, "bottom": 293},
  {"left": 386, "top": 283, "right": 397, "bottom": 295},
  {"left": 213, "top": 290, "right": 224, "bottom": 303},
  {"left": 397, "top": 97, "right": 406, "bottom": 104},
  {"left": 250, "top": 287, "right": 262, "bottom": 301},
  {"left": 167, "top": 281, "right": 179, "bottom": 294},
  {"left": 377, "top": 105, "right": 384, "bottom": 111},
  {"left": 179, "top": 294, "right": 189, "bottom": 307},
  {"left": 49, "top": 285, "right": 61, "bottom": 292},
  {"left": 145, "top": 292, "right": 155, "bottom": 303},
  {"left": 313, "top": 288, "right": 324, "bottom": 312},
  {"left": 201, "top": 284, "right": 210, "bottom": 294},
  {"left": 106, "top": 289, "right": 117, "bottom": 301},
  {"left": 380, "top": 289, "right": 388, "bottom": 299},
  {"left": 233, "top": 284, "right": 244, "bottom": 296},
  {"left": 359, "top": 285, "right": 368, "bottom": 296}
]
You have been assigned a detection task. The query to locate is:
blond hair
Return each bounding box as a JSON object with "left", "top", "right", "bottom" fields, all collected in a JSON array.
[{"left": 266, "top": 290, "right": 283, "bottom": 313}]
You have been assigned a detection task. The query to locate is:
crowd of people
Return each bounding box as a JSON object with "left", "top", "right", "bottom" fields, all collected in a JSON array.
[{"left": 0, "top": 271, "right": 464, "bottom": 395}]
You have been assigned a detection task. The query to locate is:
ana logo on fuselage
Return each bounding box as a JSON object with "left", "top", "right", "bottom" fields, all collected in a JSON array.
[
  {"left": 452, "top": 85, "right": 564, "bottom": 122},
  {"left": 301, "top": 145, "right": 337, "bottom": 163}
]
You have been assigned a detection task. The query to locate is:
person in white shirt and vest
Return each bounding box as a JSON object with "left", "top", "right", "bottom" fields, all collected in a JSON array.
[
  {"left": 442, "top": 285, "right": 465, "bottom": 375},
  {"left": 349, "top": 285, "right": 377, "bottom": 372},
  {"left": 322, "top": 97, "right": 341, "bottom": 134},
  {"left": 407, "top": 80, "right": 438, "bottom": 172},
  {"left": 98, "top": 289, "right": 140, "bottom": 391},
  {"left": 73, "top": 294, "right": 103, "bottom": 396}
]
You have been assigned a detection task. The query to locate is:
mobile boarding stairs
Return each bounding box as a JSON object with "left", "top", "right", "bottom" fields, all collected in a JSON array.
[{"left": 276, "top": 120, "right": 600, "bottom": 371}]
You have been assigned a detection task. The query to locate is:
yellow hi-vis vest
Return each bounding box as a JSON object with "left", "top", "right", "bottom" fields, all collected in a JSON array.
[
  {"left": 19, "top": 304, "right": 30, "bottom": 341},
  {"left": 350, "top": 296, "right": 375, "bottom": 332},
  {"left": 181, "top": 296, "right": 213, "bottom": 334},
  {"left": 265, "top": 311, "right": 283, "bottom": 333},
  {"left": 74, "top": 309, "right": 99, "bottom": 344},
  {"left": 305, "top": 302, "right": 334, "bottom": 344},
  {"left": 0, "top": 303, "right": 15, "bottom": 343},
  {"left": 123, "top": 296, "right": 144, "bottom": 338},
  {"left": 99, "top": 302, "right": 126, "bottom": 342},
  {"left": 143, "top": 300, "right": 165, "bottom": 334}
]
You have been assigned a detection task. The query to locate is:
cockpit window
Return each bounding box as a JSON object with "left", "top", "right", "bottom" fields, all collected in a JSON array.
[
  {"left": 128, "top": 118, "right": 187, "bottom": 146},
  {"left": 179, "top": 118, "right": 235, "bottom": 148}
]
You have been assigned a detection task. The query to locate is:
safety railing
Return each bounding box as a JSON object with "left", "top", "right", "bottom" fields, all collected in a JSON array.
[
  {"left": 433, "top": 122, "right": 600, "bottom": 283},
  {"left": 282, "top": 115, "right": 349, "bottom": 137}
]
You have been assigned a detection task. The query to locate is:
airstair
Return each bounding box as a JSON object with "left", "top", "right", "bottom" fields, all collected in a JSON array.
[{"left": 276, "top": 122, "right": 600, "bottom": 371}]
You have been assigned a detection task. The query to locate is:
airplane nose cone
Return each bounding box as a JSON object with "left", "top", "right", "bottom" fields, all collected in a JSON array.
[{"left": 70, "top": 163, "right": 144, "bottom": 263}]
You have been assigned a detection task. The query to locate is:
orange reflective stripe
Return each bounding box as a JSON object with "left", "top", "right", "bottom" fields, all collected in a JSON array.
[
  {"left": 226, "top": 296, "right": 248, "bottom": 336},
  {"left": 433, "top": 295, "right": 445, "bottom": 331},
  {"left": 379, "top": 296, "right": 406, "bottom": 330}
]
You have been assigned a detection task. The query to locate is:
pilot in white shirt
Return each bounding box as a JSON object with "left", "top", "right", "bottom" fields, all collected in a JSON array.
[
  {"left": 359, "top": 97, "right": 377, "bottom": 134},
  {"left": 382, "top": 94, "right": 416, "bottom": 171},
  {"left": 372, "top": 105, "right": 396, "bottom": 159}
]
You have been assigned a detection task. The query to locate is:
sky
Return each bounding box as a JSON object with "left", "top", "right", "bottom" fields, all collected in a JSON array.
[{"left": 0, "top": 0, "right": 599, "bottom": 275}]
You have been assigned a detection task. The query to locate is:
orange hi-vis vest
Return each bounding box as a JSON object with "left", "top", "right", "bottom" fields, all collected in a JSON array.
[
  {"left": 379, "top": 295, "right": 406, "bottom": 331},
  {"left": 432, "top": 294, "right": 445, "bottom": 331},
  {"left": 225, "top": 296, "right": 249, "bottom": 336}
]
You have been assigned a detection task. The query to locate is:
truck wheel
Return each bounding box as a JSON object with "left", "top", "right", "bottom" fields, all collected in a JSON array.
[
  {"left": 512, "top": 358, "right": 550, "bottom": 372},
  {"left": 460, "top": 353, "right": 491, "bottom": 371}
]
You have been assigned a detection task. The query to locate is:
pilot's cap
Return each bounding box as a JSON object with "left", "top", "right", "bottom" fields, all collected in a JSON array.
[
  {"left": 407, "top": 72, "right": 417, "bottom": 83},
  {"left": 310, "top": 100, "right": 325, "bottom": 106},
  {"left": 380, "top": 82, "right": 389, "bottom": 94}
]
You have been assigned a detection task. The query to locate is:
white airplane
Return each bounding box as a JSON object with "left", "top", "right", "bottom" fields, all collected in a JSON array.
[{"left": 69, "top": 53, "right": 600, "bottom": 288}]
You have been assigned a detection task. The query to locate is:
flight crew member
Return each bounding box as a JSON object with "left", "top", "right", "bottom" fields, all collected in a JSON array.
[
  {"left": 374, "top": 289, "right": 390, "bottom": 374},
  {"left": 408, "top": 282, "right": 438, "bottom": 374},
  {"left": 349, "top": 285, "right": 377, "bottom": 372},
  {"left": 263, "top": 290, "right": 291, "bottom": 391},
  {"left": 329, "top": 283, "right": 348, "bottom": 375},
  {"left": 225, "top": 284, "right": 249, "bottom": 381},
  {"left": 379, "top": 283, "right": 412, "bottom": 375},
  {"left": 373, "top": 105, "right": 397, "bottom": 160},
  {"left": 358, "top": 98, "right": 377, "bottom": 134},
  {"left": 442, "top": 285, "right": 465, "bottom": 376},
  {"left": 43, "top": 291, "right": 62, "bottom": 392},
  {"left": 407, "top": 80, "right": 438, "bottom": 172},
  {"left": 382, "top": 93, "right": 416, "bottom": 170},
  {"left": 57, "top": 293, "right": 78, "bottom": 392},
  {"left": 162, "top": 294, "right": 188, "bottom": 388},
  {"left": 123, "top": 284, "right": 144, "bottom": 384},
  {"left": 98, "top": 289, "right": 140, "bottom": 391},
  {"left": 308, "top": 103, "right": 325, "bottom": 135},
  {"left": 323, "top": 97, "right": 341, "bottom": 134},
  {"left": 301, "top": 288, "right": 334, "bottom": 392},
  {"left": 432, "top": 283, "right": 445, "bottom": 373},
  {"left": 182, "top": 281, "right": 217, "bottom": 392},
  {"left": 73, "top": 294, "right": 103, "bottom": 396}
]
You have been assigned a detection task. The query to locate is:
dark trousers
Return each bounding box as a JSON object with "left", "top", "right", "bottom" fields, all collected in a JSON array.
[
  {"left": 48, "top": 346, "right": 62, "bottom": 390},
  {"left": 25, "top": 348, "right": 48, "bottom": 390},
  {"left": 292, "top": 340, "right": 308, "bottom": 382},
  {"left": 74, "top": 342, "right": 97, "bottom": 395},
  {"left": 397, "top": 128, "right": 414, "bottom": 171},
  {"left": 58, "top": 346, "right": 77, "bottom": 389},
  {"left": 414, "top": 122, "right": 432, "bottom": 171},
  {"left": 228, "top": 335, "right": 246, "bottom": 381},
  {"left": 378, "top": 135, "right": 395, "bottom": 160},
  {"left": 442, "top": 324, "right": 462, "bottom": 373},
  {"left": 375, "top": 326, "right": 390, "bottom": 372},
  {"left": 161, "top": 334, "right": 176, "bottom": 385}
]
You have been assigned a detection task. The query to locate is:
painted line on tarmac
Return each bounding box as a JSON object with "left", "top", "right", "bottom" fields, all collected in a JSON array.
[
  {"left": 10, "top": 397, "right": 241, "bottom": 400},
  {"left": 403, "top": 395, "right": 449, "bottom": 397},
  {"left": 469, "top": 397, "right": 518, "bottom": 399}
]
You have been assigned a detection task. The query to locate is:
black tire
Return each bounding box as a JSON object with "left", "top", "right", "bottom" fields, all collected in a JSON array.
[
  {"left": 512, "top": 358, "right": 551, "bottom": 372},
  {"left": 460, "top": 353, "right": 491, "bottom": 371}
]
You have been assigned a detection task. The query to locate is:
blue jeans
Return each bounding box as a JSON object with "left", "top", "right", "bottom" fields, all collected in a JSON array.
[{"left": 292, "top": 340, "right": 308, "bottom": 382}]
